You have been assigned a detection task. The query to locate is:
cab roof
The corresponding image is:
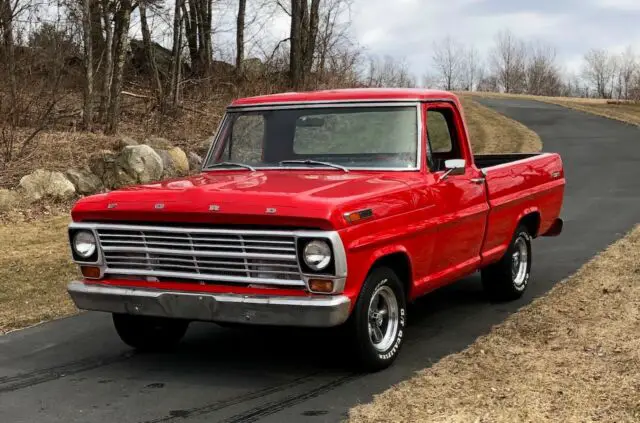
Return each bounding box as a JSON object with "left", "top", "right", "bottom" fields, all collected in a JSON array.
[{"left": 229, "top": 88, "right": 459, "bottom": 107}]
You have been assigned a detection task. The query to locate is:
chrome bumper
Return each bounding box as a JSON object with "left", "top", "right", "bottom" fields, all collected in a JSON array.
[{"left": 67, "top": 281, "right": 351, "bottom": 328}]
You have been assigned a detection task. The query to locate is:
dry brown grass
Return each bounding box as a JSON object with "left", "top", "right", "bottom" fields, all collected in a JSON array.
[
  {"left": 467, "top": 91, "right": 640, "bottom": 127},
  {"left": 460, "top": 97, "right": 542, "bottom": 154},
  {"left": 349, "top": 225, "right": 640, "bottom": 423},
  {"left": 0, "top": 214, "right": 78, "bottom": 334}
]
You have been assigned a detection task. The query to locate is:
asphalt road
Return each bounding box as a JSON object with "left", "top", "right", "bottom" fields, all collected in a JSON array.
[{"left": 1, "top": 98, "right": 639, "bottom": 423}]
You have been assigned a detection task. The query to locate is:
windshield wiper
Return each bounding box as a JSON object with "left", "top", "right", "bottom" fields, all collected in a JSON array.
[
  {"left": 279, "top": 160, "right": 349, "bottom": 173},
  {"left": 208, "top": 161, "right": 256, "bottom": 171}
]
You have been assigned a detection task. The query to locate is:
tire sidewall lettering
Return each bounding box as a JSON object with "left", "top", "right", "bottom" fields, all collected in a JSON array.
[{"left": 370, "top": 278, "right": 406, "bottom": 362}]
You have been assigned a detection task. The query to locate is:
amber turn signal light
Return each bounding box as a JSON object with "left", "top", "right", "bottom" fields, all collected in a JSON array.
[
  {"left": 81, "top": 266, "right": 101, "bottom": 279},
  {"left": 308, "top": 279, "right": 334, "bottom": 293}
]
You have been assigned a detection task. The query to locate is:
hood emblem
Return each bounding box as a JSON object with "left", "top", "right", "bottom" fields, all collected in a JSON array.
[
  {"left": 265, "top": 207, "right": 277, "bottom": 214},
  {"left": 154, "top": 203, "right": 165, "bottom": 209},
  {"left": 209, "top": 204, "right": 220, "bottom": 212},
  {"left": 107, "top": 203, "right": 117, "bottom": 209}
]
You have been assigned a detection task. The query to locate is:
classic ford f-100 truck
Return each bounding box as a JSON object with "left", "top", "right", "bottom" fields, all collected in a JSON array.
[{"left": 67, "top": 89, "right": 564, "bottom": 371}]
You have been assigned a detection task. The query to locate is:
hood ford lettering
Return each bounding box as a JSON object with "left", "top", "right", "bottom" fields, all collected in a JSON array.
[
  {"left": 209, "top": 205, "right": 220, "bottom": 212},
  {"left": 265, "top": 207, "right": 277, "bottom": 214}
]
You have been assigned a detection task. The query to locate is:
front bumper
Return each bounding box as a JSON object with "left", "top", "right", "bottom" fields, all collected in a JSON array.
[{"left": 67, "top": 281, "right": 351, "bottom": 328}]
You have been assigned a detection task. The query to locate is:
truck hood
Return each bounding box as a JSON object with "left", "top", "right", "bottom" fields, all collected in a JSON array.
[{"left": 71, "top": 170, "right": 415, "bottom": 230}]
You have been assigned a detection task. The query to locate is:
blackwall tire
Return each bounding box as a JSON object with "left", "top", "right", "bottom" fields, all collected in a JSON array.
[
  {"left": 112, "top": 313, "right": 189, "bottom": 352},
  {"left": 481, "top": 224, "right": 532, "bottom": 301},
  {"left": 347, "top": 266, "right": 407, "bottom": 372}
]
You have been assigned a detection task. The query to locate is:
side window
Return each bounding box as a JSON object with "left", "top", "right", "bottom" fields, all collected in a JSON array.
[
  {"left": 427, "top": 110, "right": 453, "bottom": 153},
  {"left": 426, "top": 108, "right": 463, "bottom": 171}
]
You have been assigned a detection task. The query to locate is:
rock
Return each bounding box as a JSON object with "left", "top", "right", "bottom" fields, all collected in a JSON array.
[
  {"left": 188, "top": 152, "right": 203, "bottom": 172},
  {"left": 154, "top": 147, "right": 189, "bottom": 178},
  {"left": 113, "top": 136, "right": 138, "bottom": 151},
  {"left": 18, "top": 169, "right": 76, "bottom": 202},
  {"left": 88, "top": 150, "right": 121, "bottom": 190},
  {"left": 88, "top": 150, "right": 117, "bottom": 177},
  {"left": 196, "top": 137, "right": 214, "bottom": 156},
  {"left": 144, "top": 136, "right": 172, "bottom": 149},
  {"left": 167, "top": 147, "right": 189, "bottom": 176},
  {"left": 65, "top": 168, "right": 104, "bottom": 195},
  {"left": 0, "top": 189, "right": 19, "bottom": 212},
  {"left": 116, "top": 145, "right": 164, "bottom": 184}
]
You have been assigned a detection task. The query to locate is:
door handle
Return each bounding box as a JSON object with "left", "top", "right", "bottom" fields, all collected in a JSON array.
[{"left": 470, "top": 178, "right": 485, "bottom": 185}]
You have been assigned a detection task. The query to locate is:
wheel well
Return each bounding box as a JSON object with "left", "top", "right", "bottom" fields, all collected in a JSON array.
[
  {"left": 370, "top": 252, "right": 412, "bottom": 299},
  {"left": 520, "top": 212, "right": 541, "bottom": 237}
]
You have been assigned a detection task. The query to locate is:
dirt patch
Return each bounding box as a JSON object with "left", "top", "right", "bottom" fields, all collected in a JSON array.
[
  {"left": 349, "top": 225, "right": 640, "bottom": 423},
  {"left": 467, "top": 91, "right": 640, "bottom": 127},
  {"left": 0, "top": 214, "right": 77, "bottom": 334},
  {"left": 460, "top": 97, "right": 542, "bottom": 154}
]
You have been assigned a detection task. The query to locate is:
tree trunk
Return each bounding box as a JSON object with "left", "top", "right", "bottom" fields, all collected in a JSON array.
[
  {"left": 169, "top": 0, "right": 183, "bottom": 110},
  {"left": 1, "top": 0, "right": 17, "bottom": 114},
  {"left": 183, "top": 0, "right": 198, "bottom": 73},
  {"left": 139, "top": 2, "right": 163, "bottom": 104},
  {"left": 203, "top": 0, "right": 212, "bottom": 72},
  {"left": 82, "top": 0, "right": 94, "bottom": 130},
  {"left": 99, "top": 0, "right": 113, "bottom": 121},
  {"left": 89, "top": 0, "right": 105, "bottom": 61},
  {"left": 289, "top": 0, "right": 302, "bottom": 89},
  {"left": 105, "top": 0, "right": 132, "bottom": 135},
  {"left": 303, "top": 0, "right": 320, "bottom": 76},
  {"left": 235, "top": 0, "right": 246, "bottom": 79}
]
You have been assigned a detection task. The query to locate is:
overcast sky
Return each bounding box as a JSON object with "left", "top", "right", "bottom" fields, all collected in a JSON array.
[{"left": 266, "top": 0, "right": 640, "bottom": 78}]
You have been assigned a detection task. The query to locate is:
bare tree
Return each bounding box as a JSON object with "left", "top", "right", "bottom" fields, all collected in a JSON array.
[
  {"left": 169, "top": 0, "right": 184, "bottom": 109},
  {"left": 0, "top": 0, "right": 18, "bottom": 109},
  {"left": 289, "top": 0, "right": 321, "bottom": 89},
  {"left": 582, "top": 48, "right": 616, "bottom": 98},
  {"left": 461, "top": 46, "right": 483, "bottom": 91},
  {"left": 182, "top": 0, "right": 212, "bottom": 76},
  {"left": 236, "top": 0, "right": 246, "bottom": 78},
  {"left": 105, "top": 0, "right": 133, "bottom": 134},
  {"left": 81, "top": 0, "right": 94, "bottom": 130},
  {"left": 432, "top": 36, "right": 464, "bottom": 91},
  {"left": 139, "top": 1, "right": 163, "bottom": 104},
  {"left": 490, "top": 30, "right": 527, "bottom": 93},
  {"left": 617, "top": 46, "right": 637, "bottom": 100},
  {"left": 526, "top": 41, "right": 562, "bottom": 96},
  {"left": 365, "top": 55, "right": 415, "bottom": 88},
  {"left": 99, "top": 0, "right": 114, "bottom": 120}
]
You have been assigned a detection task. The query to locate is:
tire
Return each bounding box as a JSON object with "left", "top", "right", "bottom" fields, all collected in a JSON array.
[
  {"left": 481, "top": 224, "right": 532, "bottom": 301},
  {"left": 346, "top": 266, "right": 407, "bottom": 372},
  {"left": 112, "top": 313, "right": 189, "bottom": 352}
]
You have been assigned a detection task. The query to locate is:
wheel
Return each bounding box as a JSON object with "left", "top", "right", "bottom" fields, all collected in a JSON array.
[
  {"left": 481, "top": 224, "right": 532, "bottom": 301},
  {"left": 346, "top": 266, "right": 407, "bottom": 372},
  {"left": 112, "top": 313, "right": 189, "bottom": 351}
]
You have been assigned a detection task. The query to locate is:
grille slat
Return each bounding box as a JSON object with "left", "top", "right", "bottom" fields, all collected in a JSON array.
[{"left": 97, "top": 226, "right": 304, "bottom": 287}]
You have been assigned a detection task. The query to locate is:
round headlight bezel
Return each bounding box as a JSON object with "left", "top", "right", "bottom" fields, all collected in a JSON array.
[
  {"left": 302, "top": 239, "right": 333, "bottom": 272},
  {"left": 72, "top": 230, "right": 97, "bottom": 260}
]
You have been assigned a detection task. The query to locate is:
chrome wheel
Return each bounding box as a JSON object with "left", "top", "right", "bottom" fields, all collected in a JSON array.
[
  {"left": 367, "top": 284, "right": 399, "bottom": 352},
  {"left": 511, "top": 236, "right": 529, "bottom": 290}
]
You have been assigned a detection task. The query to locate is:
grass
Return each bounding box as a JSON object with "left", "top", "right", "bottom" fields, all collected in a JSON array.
[
  {"left": 0, "top": 99, "right": 541, "bottom": 333},
  {"left": 0, "top": 214, "right": 77, "bottom": 334},
  {"left": 467, "top": 91, "right": 640, "bottom": 127},
  {"left": 349, "top": 225, "right": 640, "bottom": 423}
]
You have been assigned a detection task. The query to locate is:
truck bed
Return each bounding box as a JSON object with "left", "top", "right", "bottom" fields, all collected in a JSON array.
[
  {"left": 477, "top": 151, "right": 565, "bottom": 264},
  {"left": 474, "top": 153, "right": 541, "bottom": 169}
]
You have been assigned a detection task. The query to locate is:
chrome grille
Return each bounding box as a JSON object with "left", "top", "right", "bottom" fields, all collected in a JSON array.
[{"left": 95, "top": 225, "right": 304, "bottom": 287}]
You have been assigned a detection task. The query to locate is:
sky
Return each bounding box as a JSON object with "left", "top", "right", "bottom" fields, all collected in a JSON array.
[{"left": 266, "top": 0, "right": 640, "bottom": 78}]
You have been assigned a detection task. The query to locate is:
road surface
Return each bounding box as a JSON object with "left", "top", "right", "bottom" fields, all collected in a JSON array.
[{"left": 1, "top": 98, "right": 639, "bottom": 423}]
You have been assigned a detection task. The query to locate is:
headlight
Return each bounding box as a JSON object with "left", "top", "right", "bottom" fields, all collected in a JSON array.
[
  {"left": 72, "top": 230, "right": 97, "bottom": 259},
  {"left": 303, "top": 240, "right": 332, "bottom": 271}
]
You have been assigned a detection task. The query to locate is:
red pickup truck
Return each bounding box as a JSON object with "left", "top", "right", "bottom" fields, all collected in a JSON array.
[{"left": 67, "top": 89, "right": 564, "bottom": 370}]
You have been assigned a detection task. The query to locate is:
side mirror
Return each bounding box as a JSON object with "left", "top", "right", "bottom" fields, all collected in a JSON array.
[{"left": 440, "top": 159, "right": 466, "bottom": 181}]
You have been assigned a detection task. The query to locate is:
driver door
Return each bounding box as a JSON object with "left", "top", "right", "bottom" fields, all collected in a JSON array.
[{"left": 425, "top": 103, "right": 488, "bottom": 285}]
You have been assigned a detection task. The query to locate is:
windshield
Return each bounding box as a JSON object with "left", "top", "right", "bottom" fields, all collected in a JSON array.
[{"left": 204, "top": 105, "right": 419, "bottom": 170}]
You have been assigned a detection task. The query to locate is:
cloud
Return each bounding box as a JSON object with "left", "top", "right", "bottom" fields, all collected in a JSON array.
[{"left": 346, "top": 0, "right": 640, "bottom": 77}]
